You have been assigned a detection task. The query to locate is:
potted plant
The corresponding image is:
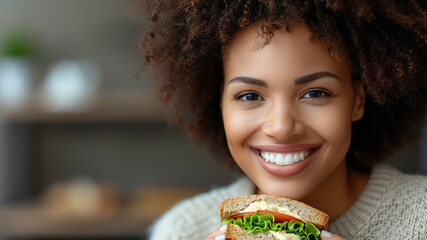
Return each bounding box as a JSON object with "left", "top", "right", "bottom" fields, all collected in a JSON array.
[{"left": 0, "top": 32, "right": 36, "bottom": 111}]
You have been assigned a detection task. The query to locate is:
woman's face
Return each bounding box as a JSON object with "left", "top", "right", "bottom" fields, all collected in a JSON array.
[{"left": 221, "top": 25, "right": 365, "bottom": 199}]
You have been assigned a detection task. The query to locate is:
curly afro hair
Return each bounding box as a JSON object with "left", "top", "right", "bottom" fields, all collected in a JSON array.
[{"left": 137, "top": 0, "right": 426, "bottom": 172}]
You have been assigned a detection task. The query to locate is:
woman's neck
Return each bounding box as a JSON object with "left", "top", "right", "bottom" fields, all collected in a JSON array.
[{"left": 300, "top": 161, "right": 370, "bottom": 222}]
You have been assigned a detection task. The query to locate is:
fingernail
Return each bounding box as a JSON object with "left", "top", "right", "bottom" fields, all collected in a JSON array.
[
  {"left": 215, "top": 234, "right": 225, "bottom": 240},
  {"left": 219, "top": 224, "right": 227, "bottom": 232},
  {"left": 321, "top": 230, "right": 332, "bottom": 238}
]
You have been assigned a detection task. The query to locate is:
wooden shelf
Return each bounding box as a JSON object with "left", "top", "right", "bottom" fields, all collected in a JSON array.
[
  {"left": 0, "top": 187, "right": 202, "bottom": 237},
  {"left": 0, "top": 204, "right": 152, "bottom": 237},
  {"left": 0, "top": 90, "right": 170, "bottom": 123}
]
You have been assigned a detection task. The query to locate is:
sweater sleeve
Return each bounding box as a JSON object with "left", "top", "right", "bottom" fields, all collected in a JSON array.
[
  {"left": 147, "top": 177, "right": 254, "bottom": 240},
  {"left": 147, "top": 195, "right": 219, "bottom": 240},
  {"left": 329, "top": 164, "right": 427, "bottom": 240}
]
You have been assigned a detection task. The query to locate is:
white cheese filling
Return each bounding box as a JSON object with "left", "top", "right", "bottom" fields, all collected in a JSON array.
[
  {"left": 240, "top": 200, "right": 303, "bottom": 221},
  {"left": 269, "top": 231, "right": 300, "bottom": 240}
]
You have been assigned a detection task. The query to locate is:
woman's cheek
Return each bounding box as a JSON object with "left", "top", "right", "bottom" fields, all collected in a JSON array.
[
  {"left": 222, "top": 106, "right": 245, "bottom": 150},
  {"left": 309, "top": 103, "right": 353, "bottom": 163},
  {"left": 222, "top": 106, "right": 260, "bottom": 164}
]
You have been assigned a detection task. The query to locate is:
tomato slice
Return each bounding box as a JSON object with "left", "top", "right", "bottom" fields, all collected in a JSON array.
[{"left": 230, "top": 210, "right": 302, "bottom": 223}]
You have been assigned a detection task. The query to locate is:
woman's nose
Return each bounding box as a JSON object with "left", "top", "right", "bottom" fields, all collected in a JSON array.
[{"left": 262, "top": 104, "right": 304, "bottom": 140}]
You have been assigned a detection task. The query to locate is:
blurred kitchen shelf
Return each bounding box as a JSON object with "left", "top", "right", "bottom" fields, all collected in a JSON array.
[
  {"left": 0, "top": 204, "right": 151, "bottom": 237},
  {"left": 0, "top": 90, "right": 169, "bottom": 123},
  {"left": 0, "top": 187, "right": 203, "bottom": 238}
]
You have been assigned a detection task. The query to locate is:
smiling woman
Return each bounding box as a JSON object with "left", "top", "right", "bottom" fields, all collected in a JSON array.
[
  {"left": 136, "top": 0, "right": 426, "bottom": 239},
  {"left": 221, "top": 25, "right": 365, "bottom": 202}
]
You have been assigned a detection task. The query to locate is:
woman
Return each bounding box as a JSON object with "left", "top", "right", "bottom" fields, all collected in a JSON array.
[{"left": 137, "top": 0, "right": 426, "bottom": 239}]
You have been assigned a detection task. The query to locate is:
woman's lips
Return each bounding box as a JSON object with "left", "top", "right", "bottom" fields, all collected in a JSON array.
[{"left": 252, "top": 145, "right": 320, "bottom": 177}]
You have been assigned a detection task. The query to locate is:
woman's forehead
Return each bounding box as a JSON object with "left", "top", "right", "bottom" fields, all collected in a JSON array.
[
  {"left": 222, "top": 23, "right": 348, "bottom": 67},
  {"left": 223, "top": 24, "right": 349, "bottom": 80}
]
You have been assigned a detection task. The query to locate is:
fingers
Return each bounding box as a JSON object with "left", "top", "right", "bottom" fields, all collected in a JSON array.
[
  {"left": 320, "top": 230, "right": 347, "bottom": 240},
  {"left": 205, "top": 224, "right": 227, "bottom": 240}
]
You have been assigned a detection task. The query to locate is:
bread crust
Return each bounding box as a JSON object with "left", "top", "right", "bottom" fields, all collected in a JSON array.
[{"left": 219, "top": 195, "right": 329, "bottom": 230}]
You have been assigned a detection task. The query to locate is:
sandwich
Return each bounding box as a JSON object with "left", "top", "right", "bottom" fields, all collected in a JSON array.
[{"left": 219, "top": 195, "right": 329, "bottom": 240}]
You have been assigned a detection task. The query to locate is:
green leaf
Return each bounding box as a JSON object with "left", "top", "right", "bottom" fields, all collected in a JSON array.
[
  {"left": 305, "top": 223, "right": 321, "bottom": 236},
  {"left": 223, "top": 213, "right": 321, "bottom": 240}
]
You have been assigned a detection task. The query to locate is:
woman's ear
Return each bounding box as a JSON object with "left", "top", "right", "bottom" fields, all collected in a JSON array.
[{"left": 351, "top": 81, "right": 365, "bottom": 122}]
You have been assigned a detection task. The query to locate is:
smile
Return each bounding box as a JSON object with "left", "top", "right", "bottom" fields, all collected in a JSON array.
[
  {"left": 252, "top": 145, "right": 320, "bottom": 177},
  {"left": 260, "top": 148, "right": 315, "bottom": 166}
]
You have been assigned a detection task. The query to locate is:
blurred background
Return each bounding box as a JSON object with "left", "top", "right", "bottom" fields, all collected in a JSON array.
[
  {"left": 0, "top": 1, "right": 425, "bottom": 240},
  {"left": 0, "top": 1, "right": 241, "bottom": 239}
]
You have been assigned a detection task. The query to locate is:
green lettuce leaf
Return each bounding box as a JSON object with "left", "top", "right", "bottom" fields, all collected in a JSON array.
[{"left": 222, "top": 212, "right": 321, "bottom": 240}]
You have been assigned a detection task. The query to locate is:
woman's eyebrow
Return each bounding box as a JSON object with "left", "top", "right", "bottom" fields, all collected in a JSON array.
[
  {"left": 227, "top": 72, "right": 339, "bottom": 87},
  {"left": 294, "top": 72, "right": 340, "bottom": 86},
  {"left": 227, "top": 76, "right": 268, "bottom": 87}
]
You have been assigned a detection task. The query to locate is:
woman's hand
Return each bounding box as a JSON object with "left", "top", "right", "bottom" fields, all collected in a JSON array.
[
  {"left": 321, "top": 230, "right": 347, "bottom": 240},
  {"left": 205, "top": 225, "right": 227, "bottom": 240}
]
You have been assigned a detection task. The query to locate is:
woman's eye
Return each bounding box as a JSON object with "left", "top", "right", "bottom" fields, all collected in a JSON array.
[
  {"left": 234, "top": 92, "right": 263, "bottom": 102},
  {"left": 302, "top": 89, "right": 330, "bottom": 100}
]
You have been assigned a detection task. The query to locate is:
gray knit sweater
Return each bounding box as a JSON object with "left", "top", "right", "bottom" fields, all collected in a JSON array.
[{"left": 148, "top": 164, "right": 427, "bottom": 240}]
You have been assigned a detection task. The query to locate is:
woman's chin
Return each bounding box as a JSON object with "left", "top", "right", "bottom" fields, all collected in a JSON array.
[{"left": 255, "top": 181, "right": 312, "bottom": 200}]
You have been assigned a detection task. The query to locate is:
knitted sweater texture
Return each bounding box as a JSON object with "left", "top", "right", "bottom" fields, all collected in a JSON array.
[{"left": 148, "top": 164, "right": 427, "bottom": 240}]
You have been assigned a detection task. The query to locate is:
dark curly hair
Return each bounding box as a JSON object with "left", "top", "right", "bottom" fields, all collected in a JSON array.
[{"left": 137, "top": 0, "right": 426, "bottom": 172}]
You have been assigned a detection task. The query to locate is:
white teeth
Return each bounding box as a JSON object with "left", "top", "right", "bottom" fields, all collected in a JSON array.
[
  {"left": 284, "top": 154, "right": 293, "bottom": 165},
  {"left": 276, "top": 154, "right": 285, "bottom": 165},
  {"left": 293, "top": 154, "right": 300, "bottom": 163},
  {"left": 261, "top": 152, "right": 267, "bottom": 159},
  {"left": 269, "top": 154, "right": 276, "bottom": 163},
  {"left": 259, "top": 149, "right": 314, "bottom": 166}
]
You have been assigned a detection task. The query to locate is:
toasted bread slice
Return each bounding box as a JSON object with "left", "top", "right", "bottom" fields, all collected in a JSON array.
[{"left": 219, "top": 195, "right": 329, "bottom": 230}]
